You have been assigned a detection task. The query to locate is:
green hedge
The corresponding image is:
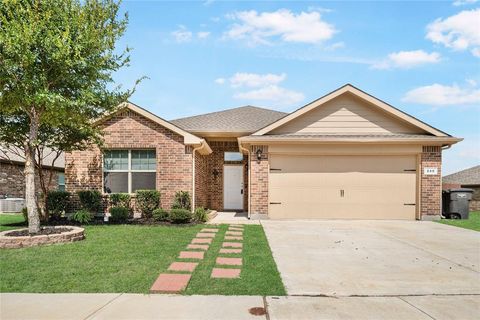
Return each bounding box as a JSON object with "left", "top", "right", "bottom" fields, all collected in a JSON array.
[
  {"left": 77, "top": 190, "right": 102, "bottom": 213},
  {"left": 135, "top": 190, "right": 160, "bottom": 219},
  {"left": 109, "top": 206, "right": 129, "bottom": 223},
  {"left": 46, "top": 190, "right": 71, "bottom": 220},
  {"left": 170, "top": 208, "right": 192, "bottom": 224}
]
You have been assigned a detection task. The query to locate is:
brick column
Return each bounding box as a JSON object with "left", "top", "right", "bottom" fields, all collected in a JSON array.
[
  {"left": 420, "top": 146, "right": 442, "bottom": 220},
  {"left": 250, "top": 145, "right": 269, "bottom": 214}
]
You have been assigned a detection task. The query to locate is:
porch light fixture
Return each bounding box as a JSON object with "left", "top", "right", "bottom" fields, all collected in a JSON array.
[
  {"left": 212, "top": 168, "right": 219, "bottom": 178},
  {"left": 256, "top": 149, "right": 263, "bottom": 161}
]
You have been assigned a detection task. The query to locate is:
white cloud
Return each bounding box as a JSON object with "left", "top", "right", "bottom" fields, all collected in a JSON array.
[
  {"left": 234, "top": 85, "right": 304, "bottom": 106},
  {"left": 171, "top": 25, "right": 192, "bottom": 43},
  {"left": 197, "top": 31, "right": 210, "bottom": 39},
  {"left": 373, "top": 50, "right": 441, "bottom": 69},
  {"left": 229, "top": 72, "right": 286, "bottom": 88},
  {"left": 426, "top": 9, "right": 480, "bottom": 57},
  {"left": 452, "top": 0, "right": 478, "bottom": 6},
  {"left": 402, "top": 82, "right": 480, "bottom": 106},
  {"left": 217, "top": 72, "right": 304, "bottom": 107},
  {"left": 224, "top": 9, "right": 336, "bottom": 45}
]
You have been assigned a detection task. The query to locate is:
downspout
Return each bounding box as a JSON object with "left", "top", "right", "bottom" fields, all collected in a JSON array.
[
  {"left": 191, "top": 140, "right": 206, "bottom": 213},
  {"left": 239, "top": 143, "right": 251, "bottom": 219}
]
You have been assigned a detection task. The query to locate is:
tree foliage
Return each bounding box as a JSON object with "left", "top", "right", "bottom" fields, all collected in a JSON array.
[{"left": 0, "top": 0, "right": 138, "bottom": 232}]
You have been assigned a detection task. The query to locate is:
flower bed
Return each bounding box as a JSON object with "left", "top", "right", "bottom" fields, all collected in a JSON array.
[{"left": 0, "top": 226, "right": 85, "bottom": 249}]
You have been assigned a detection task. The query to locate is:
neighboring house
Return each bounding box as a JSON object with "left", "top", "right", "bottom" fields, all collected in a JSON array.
[
  {"left": 0, "top": 147, "right": 65, "bottom": 198},
  {"left": 65, "top": 84, "right": 461, "bottom": 220},
  {"left": 443, "top": 166, "right": 480, "bottom": 211}
]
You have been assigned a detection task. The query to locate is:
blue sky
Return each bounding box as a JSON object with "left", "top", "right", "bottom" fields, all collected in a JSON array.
[{"left": 114, "top": 0, "right": 480, "bottom": 174}]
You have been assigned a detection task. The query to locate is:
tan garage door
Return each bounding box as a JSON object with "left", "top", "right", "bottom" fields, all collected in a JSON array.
[{"left": 269, "top": 154, "right": 417, "bottom": 220}]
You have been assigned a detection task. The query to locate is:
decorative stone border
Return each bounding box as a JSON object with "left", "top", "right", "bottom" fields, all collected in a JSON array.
[{"left": 0, "top": 226, "right": 85, "bottom": 249}]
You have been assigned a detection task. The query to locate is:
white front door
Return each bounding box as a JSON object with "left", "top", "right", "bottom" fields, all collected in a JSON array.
[{"left": 223, "top": 165, "right": 244, "bottom": 210}]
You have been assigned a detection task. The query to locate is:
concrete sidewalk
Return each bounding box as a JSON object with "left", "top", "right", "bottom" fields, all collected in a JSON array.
[{"left": 1, "top": 293, "right": 479, "bottom": 320}]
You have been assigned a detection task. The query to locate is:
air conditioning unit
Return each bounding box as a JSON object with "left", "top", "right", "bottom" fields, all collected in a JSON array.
[{"left": 0, "top": 198, "right": 25, "bottom": 213}]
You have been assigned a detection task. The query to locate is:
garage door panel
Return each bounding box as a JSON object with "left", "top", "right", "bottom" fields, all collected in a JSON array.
[{"left": 268, "top": 154, "right": 417, "bottom": 220}]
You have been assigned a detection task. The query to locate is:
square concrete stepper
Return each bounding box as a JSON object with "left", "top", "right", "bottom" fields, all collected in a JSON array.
[
  {"left": 168, "top": 262, "right": 198, "bottom": 272},
  {"left": 219, "top": 248, "right": 242, "bottom": 254},
  {"left": 216, "top": 257, "right": 242, "bottom": 266},
  {"left": 179, "top": 251, "right": 204, "bottom": 260},
  {"left": 201, "top": 228, "right": 219, "bottom": 233},
  {"left": 196, "top": 232, "right": 216, "bottom": 238},
  {"left": 222, "top": 242, "right": 243, "bottom": 248},
  {"left": 191, "top": 238, "right": 212, "bottom": 244},
  {"left": 187, "top": 244, "right": 209, "bottom": 251},
  {"left": 211, "top": 268, "right": 241, "bottom": 279},
  {"left": 150, "top": 274, "right": 191, "bottom": 293},
  {"left": 224, "top": 236, "right": 243, "bottom": 241}
]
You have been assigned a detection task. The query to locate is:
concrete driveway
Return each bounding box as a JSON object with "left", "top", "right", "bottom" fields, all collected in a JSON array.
[{"left": 262, "top": 220, "right": 480, "bottom": 296}]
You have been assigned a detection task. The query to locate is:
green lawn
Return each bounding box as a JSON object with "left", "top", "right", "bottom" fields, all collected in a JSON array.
[
  {"left": 0, "top": 215, "right": 285, "bottom": 295},
  {"left": 437, "top": 211, "right": 480, "bottom": 232},
  {"left": 0, "top": 214, "right": 26, "bottom": 231}
]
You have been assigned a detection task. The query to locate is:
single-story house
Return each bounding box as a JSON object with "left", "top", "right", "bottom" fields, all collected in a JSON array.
[
  {"left": 443, "top": 165, "right": 480, "bottom": 211},
  {"left": 65, "top": 84, "right": 462, "bottom": 220},
  {"left": 0, "top": 147, "right": 65, "bottom": 199}
]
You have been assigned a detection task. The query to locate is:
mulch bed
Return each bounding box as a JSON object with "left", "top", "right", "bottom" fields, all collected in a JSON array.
[{"left": 5, "top": 227, "right": 73, "bottom": 237}]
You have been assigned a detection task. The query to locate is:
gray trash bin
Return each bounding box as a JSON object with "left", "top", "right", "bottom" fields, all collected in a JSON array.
[{"left": 442, "top": 188, "right": 473, "bottom": 219}]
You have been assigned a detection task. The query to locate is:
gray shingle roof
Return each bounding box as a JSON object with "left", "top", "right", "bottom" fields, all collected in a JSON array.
[
  {"left": 0, "top": 146, "right": 64, "bottom": 169},
  {"left": 170, "top": 106, "right": 287, "bottom": 134},
  {"left": 443, "top": 165, "right": 480, "bottom": 185}
]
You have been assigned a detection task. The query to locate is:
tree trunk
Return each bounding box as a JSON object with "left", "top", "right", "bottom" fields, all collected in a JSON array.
[{"left": 25, "top": 109, "right": 40, "bottom": 234}]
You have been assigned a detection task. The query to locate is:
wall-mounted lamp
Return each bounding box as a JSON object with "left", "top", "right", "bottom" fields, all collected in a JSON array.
[
  {"left": 212, "top": 168, "right": 219, "bottom": 178},
  {"left": 256, "top": 149, "right": 263, "bottom": 161}
]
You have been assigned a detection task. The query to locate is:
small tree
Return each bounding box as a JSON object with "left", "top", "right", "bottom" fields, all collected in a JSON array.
[{"left": 0, "top": 0, "right": 140, "bottom": 233}]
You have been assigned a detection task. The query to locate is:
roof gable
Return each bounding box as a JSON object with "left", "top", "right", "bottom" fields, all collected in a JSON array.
[
  {"left": 95, "top": 102, "right": 212, "bottom": 154},
  {"left": 253, "top": 84, "right": 449, "bottom": 137}
]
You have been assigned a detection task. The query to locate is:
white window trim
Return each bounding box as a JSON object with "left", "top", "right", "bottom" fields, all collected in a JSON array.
[{"left": 103, "top": 149, "right": 156, "bottom": 194}]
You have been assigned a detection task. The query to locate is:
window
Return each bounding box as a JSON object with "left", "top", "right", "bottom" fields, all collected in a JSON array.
[
  {"left": 103, "top": 150, "right": 156, "bottom": 193},
  {"left": 224, "top": 152, "right": 243, "bottom": 162},
  {"left": 57, "top": 172, "right": 65, "bottom": 191}
]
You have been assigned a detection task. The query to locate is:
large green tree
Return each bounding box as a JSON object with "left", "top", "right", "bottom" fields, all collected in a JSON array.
[{"left": 0, "top": 0, "right": 137, "bottom": 233}]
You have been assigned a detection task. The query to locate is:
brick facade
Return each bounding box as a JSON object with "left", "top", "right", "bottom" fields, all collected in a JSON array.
[
  {"left": 65, "top": 109, "right": 193, "bottom": 212},
  {"left": 194, "top": 152, "right": 209, "bottom": 209},
  {"left": 250, "top": 145, "right": 269, "bottom": 214},
  {"left": 0, "top": 161, "right": 61, "bottom": 198},
  {"left": 202, "top": 140, "right": 248, "bottom": 211},
  {"left": 420, "top": 146, "right": 442, "bottom": 219}
]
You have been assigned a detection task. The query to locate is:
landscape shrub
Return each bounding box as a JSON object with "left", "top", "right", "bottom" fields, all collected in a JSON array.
[
  {"left": 46, "top": 190, "right": 71, "bottom": 220},
  {"left": 109, "top": 206, "right": 129, "bottom": 223},
  {"left": 169, "top": 208, "right": 192, "bottom": 224},
  {"left": 135, "top": 190, "right": 160, "bottom": 219},
  {"left": 77, "top": 190, "right": 102, "bottom": 213},
  {"left": 71, "top": 209, "right": 93, "bottom": 224},
  {"left": 194, "top": 207, "right": 208, "bottom": 223},
  {"left": 152, "top": 208, "right": 169, "bottom": 221},
  {"left": 109, "top": 193, "right": 131, "bottom": 208},
  {"left": 171, "top": 191, "right": 191, "bottom": 211}
]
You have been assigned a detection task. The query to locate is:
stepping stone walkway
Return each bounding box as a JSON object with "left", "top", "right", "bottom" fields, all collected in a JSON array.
[
  {"left": 150, "top": 226, "right": 219, "bottom": 294},
  {"left": 211, "top": 224, "right": 245, "bottom": 279}
]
